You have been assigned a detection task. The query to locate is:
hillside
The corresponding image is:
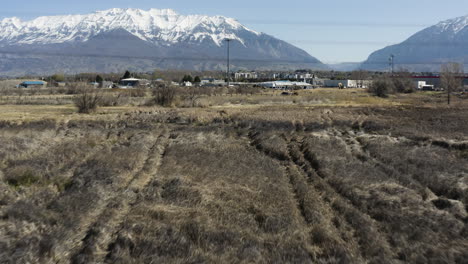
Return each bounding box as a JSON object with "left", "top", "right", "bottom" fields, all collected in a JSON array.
[
  {"left": 0, "top": 8, "right": 327, "bottom": 76},
  {"left": 361, "top": 14, "right": 468, "bottom": 72}
]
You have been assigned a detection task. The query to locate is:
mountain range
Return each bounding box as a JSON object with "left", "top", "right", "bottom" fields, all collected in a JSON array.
[
  {"left": 0, "top": 8, "right": 326, "bottom": 76},
  {"left": 0, "top": 9, "right": 466, "bottom": 76},
  {"left": 361, "top": 14, "right": 468, "bottom": 72}
]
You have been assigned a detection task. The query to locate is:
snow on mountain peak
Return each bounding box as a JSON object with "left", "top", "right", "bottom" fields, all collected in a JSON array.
[
  {"left": 434, "top": 14, "right": 468, "bottom": 34},
  {"left": 0, "top": 8, "right": 260, "bottom": 46}
]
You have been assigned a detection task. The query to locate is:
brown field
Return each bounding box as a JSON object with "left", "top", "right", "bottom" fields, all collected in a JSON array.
[{"left": 0, "top": 87, "right": 467, "bottom": 263}]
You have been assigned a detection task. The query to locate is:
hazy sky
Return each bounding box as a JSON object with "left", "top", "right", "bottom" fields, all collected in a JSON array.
[{"left": 1, "top": 0, "right": 467, "bottom": 63}]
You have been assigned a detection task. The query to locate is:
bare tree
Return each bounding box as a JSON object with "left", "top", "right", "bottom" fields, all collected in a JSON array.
[
  {"left": 185, "top": 87, "right": 201, "bottom": 107},
  {"left": 441, "top": 62, "right": 464, "bottom": 105}
]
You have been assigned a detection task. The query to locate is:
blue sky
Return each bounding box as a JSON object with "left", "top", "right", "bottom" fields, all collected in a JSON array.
[{"left": 1, "top": 0, "right": 467, "bottom": 63}]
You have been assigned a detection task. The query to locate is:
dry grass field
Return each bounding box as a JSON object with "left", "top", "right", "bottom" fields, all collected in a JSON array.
[{"left": 0, "top": 87, "right": 467, "bottom": 263}]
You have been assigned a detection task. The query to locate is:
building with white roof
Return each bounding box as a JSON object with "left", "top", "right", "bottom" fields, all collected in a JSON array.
[{"left": 259, "top": 80, "right": 313, "bottom": 89}]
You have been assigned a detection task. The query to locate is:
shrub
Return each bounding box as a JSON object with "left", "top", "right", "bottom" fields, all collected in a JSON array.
[
  {"left": 179, "top": 87, "right": 201, "bottom": 108},
  {"left": 392, "top": 77, "right": 415, "bottom": 93},
  {"left": 152, "top": 85, "right": 176, "bottom": 107},
  {"left": 130, "top": 87, "right": 147, "bottom": 98},
  {"left": 99, "top": 93, "right": 128, "bottom": 107},
  {"left": 6, "top": 167, "right": 41, "bottom": 188},
  {"left": 368, "top": 78, "right": 395, "bottom": 97},
  {"left": 66, "top": 84, "right": 82, "bottom": 95},
  {"left": 390, "top": 70, "right": 415, "bottom": 93},
  {"left": 73, "top": 88, "right": 102, "bottom": 113}
]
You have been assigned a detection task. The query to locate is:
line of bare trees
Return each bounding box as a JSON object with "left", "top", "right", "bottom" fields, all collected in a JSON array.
[
  {"left": 366, "top": 62, "right": 465, "bottom": 101},
  {"left": 441, "top": 62, "right": 464, "bottom": 105}
]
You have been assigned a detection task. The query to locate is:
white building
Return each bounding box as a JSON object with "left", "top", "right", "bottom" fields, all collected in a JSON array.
[
  {"left": 323, "top": 80, "right": 372, "bottom": 88},
  {"left": 324, "top": 80, "right": 356, "bottom": 88},
  {"left": 234, "top": 72, "right": 258, "bottom": 80},
  {"left": 259, "top": 80, "right": 313, "bottom": 89},
  {"left": 416, "top": 81, "right": 426, "bottom": 89},
  {"left": 201, "top": 78, "right": 225, "bottom": 86},
  {"left": 416, "top": 81, "right": 435, "bottom": 91},
  {"left": 182, "top": 81, "right": 193, "bottom": 87}
]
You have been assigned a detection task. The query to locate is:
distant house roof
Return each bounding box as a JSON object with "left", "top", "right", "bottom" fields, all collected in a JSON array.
[
  {"left": 21, "top": 81, "right": 46, "bottom": 85},
  {"left": 121, "top": 78, "right": 140, "bottom": 81}
]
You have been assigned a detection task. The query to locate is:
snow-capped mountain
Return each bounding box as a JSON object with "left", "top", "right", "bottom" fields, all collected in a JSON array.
[
  {"left": 361, "top": 14, "right": 468, "bottom": 71},
  {"left": 0, "top": 8, "right": 259, "bottom": 46},
  {"left": 0, "top": 8, "right": 326, "bottom": 76},
  {"left": 434, "top": 15, "right": 468, "bottom": 35}
]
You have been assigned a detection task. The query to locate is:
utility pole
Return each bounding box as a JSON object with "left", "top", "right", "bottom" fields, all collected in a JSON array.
[
  {"left": 389, "top": 54, "right": 395, "bottom": 75},
  {"left": 225, "top": 38, "right": 231, "bottom": 87}
]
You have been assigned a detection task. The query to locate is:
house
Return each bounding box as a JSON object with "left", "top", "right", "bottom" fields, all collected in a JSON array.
[
  {"left": 200, "top": 78, "right": 212, "bottom": 85},
  {"left": 182, "top": 81, "right": 193, "bottom": 87},
  {"left": 118, "top": 78, "right": 150, "bottom": 88},
  {"left": 18, "top": 81, "right": 47, "bottom": 88}
]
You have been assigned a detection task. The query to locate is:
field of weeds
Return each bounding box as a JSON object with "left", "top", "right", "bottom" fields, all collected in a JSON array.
[{"left": 0, "top": 88, "right": 467, "bottom": 263}]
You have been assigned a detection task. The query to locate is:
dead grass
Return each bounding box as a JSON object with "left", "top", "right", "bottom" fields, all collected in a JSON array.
[{"left": 0, "top": 88, "right": 467, "bottom": 263}]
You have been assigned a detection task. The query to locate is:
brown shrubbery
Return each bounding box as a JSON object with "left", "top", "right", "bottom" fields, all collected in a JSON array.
[
  {"left": 73, "top": 88, "right": 102, "bottom": 113},
  {"left": 369, "top": 73, "right": 415, "bottom": 97},
  {"left": 368, "top": 77, "right": 395, "bottom": 97},
  {"left": 151, "top": 85, "right": 177, "bottom": 107}
]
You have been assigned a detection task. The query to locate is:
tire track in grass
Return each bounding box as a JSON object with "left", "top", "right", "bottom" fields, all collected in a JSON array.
[
  {"left": 246, "top": 129, "right": 316, "bottom": 261},
  {"left": 287, "top": 136, "right": 369, "bottom": 262},
  {"left": 247, "top": 129, "right": 369, "bottom": 262},
  {"left": 2, "top": 125, "right": 124, "bottom": 263},
  {"left": 337, "top": 130, "right": 468, "bottom": 224},
  {"left": 70, "top": 128, "right": 171, "bottom": 264},
  {"left": 297, "top": 133, "right": 396, "bottom": 261},
  {"left": 247, "top": 130, "right": 310, "bottom": 227},
  {"left": 332, "top": 129, "right": 421, "bottom": 189},
  {"left": 44, "top": 127, "right": 165, "bottom": 263}
]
